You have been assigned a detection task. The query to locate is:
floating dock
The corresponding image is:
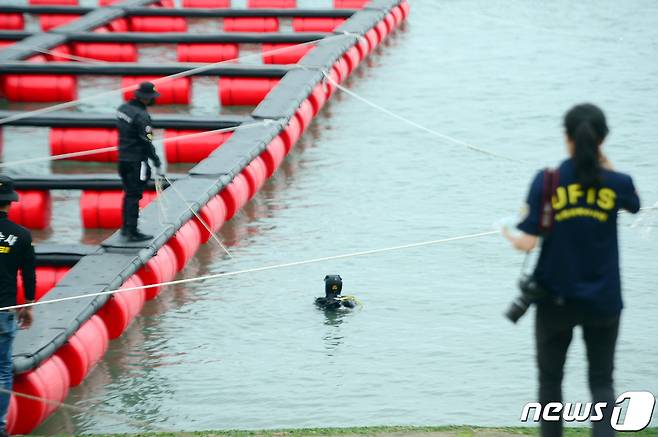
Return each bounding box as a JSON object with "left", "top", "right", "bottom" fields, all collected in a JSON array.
[{"left": 0, "top": 0, "right": 409, "bottom": 433}]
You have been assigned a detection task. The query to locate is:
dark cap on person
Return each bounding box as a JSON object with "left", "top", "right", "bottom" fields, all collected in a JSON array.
[
  {"left": 0, "top": 175, "right": 19, "bottom": 202},
  {"left": 134, "top": 81, "right": 160, "bottom": 100}
]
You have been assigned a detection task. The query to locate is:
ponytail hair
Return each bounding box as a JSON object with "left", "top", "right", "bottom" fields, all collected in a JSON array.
[{"left": 564, "top": 103, "right": 609, "bottom": 187}]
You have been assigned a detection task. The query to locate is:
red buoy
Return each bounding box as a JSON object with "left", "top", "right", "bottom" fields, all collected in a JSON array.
[
  {"left": 343, "top": 46, "right": 362, "bottom": 75},
  {"left": 0, "top": 13, "right": 24, "bottom": 30},
  {"left": 220, "top": 173, "right": 250, "bottom": 221},
  {"left": 182, "top": 0, "right": 230, "bottom": 7},
  {"left": 333, "top": 0, "right": 369, "bottom": 8},
  {"left": 122, "top": 76, "right": 191, "bottom": 105},
  {"left": 280, "top": 115, "right": 302, "bottom": 153},
  {"left": 295, "top": 99, "right": 314, "bottom": 133},
  {"left": 308, "top": 82, "right": 328, "bottom": 116},
  {"left": 224, "top": 17, "right": 279, "bottom": 33},
  {"left": 400, "top": 0, "right": 411, "bottom": 19},
  {"left": 72, "top": 42, "right": 138, "bottom": 62},
  {"left": 374, "top": 20, "right": 388, "bottom": 45},
  {"left": 262, "top": 43, "right": 312, "bottom": 65},
  {"left": 2, "top": 74, "right": 76, "bottom": 102},
  {"left": 247, "top": 0, "right": 295, "bottom": 7},
  {"left": 80, "top": 190, "right": 157, "bottom": 229},
  {"left": 54, "top": 333, "right": 88, "bottom": 387},
  {"left": 137, "top": 245, "right": 177, "bottom": 300},
  {"left": 39, "top": 14, "right": 81, "bottom": 31},
  {"left": 17, "top": 266, "right": 70, "bottom": 304},
  {"left": 164, "top": 129, "right": 232, "bottom": 164},
  {"left": 219, "top": 77, "right": 279, "bottom": 106},
  {"left": 5, "top": 396, "right": 17, "bottom": 435},
  {"left": 12, "top": 356, "right": 70, "bottom": 435},
  {"left": 292, "top": 17, "right": 346, "bottom": 32},
  {"left": 242, "top": 156, "right": 268, "bottom": 200},
  {"left": 195, "top": 195, "right": 227, "bottom": 243},
  {"left": 50, "top": 127, "right": 118, "bottom": 162},
  {"left": 8, "top": 190, "right": 52, "bottom": 230},
  {"left": 166, "top": 221, "right": 202, "bottom": 271},
  {"left": 97, "top": 275, "right": 145, "bottom": 339},
  {"left": 356, "top": 37, "right": 370, "bottom": 61},
  {"left": 365, "top": 28, "right": 378, "bottom": 53},
  {"left": 57, "top": 315, "right": 108, "bottom": 386},
  {"left": 129, "top": 16, "right": 187, "bottom": 32},
  {"left": 260, "top": 136, "right": 286, "bottom": 178},
  {"left": 177, "top": 43, "right": 238, "bottom": 63},
  {"left": 333, "top": 57, "right": 350, "bottom": 83},
  {"left": 391, "top": 5, "right": 404, "bottom": 26}
]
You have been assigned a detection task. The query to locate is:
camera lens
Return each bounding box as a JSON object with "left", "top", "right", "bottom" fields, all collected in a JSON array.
[{"left": 505, "top": 296, "right": 531, "bottom": 323}]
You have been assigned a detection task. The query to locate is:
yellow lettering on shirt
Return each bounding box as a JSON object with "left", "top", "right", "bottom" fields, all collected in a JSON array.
[
  {"left": 552, "top": 187, "right": 568, "bottom": 210},
  {"left": 567, "top": 183, "right": 584, "bottom": 204},
  {"left": 0, "top": 246, "right": 11, "bottom": 254},
  {"left": 597, "top": 188, "right": 616, "bottom": 210},
  {"left": 587, "top": 188, "right": 597, "bottom": 205}
]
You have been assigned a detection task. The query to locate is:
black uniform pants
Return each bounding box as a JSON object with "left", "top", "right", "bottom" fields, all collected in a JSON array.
[
  {"left": 535, "top": 300, "right": 620, "bottom": 437},
  {"left": 118, "top": 161, "right": 149, "bottom": 232}
]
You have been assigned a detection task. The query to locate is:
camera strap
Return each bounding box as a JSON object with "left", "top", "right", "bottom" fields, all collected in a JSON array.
[{"left": 539, "top": 168, "right": 560, "bottom": 234}]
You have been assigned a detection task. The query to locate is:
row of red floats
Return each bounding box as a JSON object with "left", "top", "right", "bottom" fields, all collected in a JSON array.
[
  {"left": 1, "top": 75, "right": 283, "bottom": 104},
  {"left": 0, "top": 14, "right": 347, "bottom": 33},
  {"left": 6, "top": 2, "right": 409, "bottom": 434},
  {"left": 0, "top": 41, "right": 313, "bottom": 64},
  {"left": 0, "top": 0, "right": 365, "bottom": 10}
]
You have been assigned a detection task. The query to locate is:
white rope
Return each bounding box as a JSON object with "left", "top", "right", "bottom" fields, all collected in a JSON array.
[
  {"left": 0, "top": 230, "right": 499, "bottom": 311},
  {"left": 0, "top": 121, "right": 270, "bottom": 168},
  {"left": 320, "top": 70, "right": 528, "bottom": 164},
  {"left": 0, "top": 34, "right": 351, "bottom": 126}
]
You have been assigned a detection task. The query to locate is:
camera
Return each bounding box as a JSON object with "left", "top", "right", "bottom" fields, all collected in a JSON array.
[{"left": 505, "top": 274, "right": 547, "bottom": 323}]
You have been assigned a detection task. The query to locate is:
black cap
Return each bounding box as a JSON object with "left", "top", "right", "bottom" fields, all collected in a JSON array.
[
  {"left": 134, "top": 81, "right": 160, "bottom": 100},
  {"left": 0, "top": 175, "right": 19, "bottom": 202}
]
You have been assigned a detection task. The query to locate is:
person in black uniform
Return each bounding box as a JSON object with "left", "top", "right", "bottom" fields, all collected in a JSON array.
[
  {"left": 504, "top": 104, "right": 641, "bottom": 437},
  {"left": 116, "top": 82, "right": 164, "bottom": 242},
  {"left": 315, "top": 275, "right": 357, "bottom": 310},
  {"left": 0, "top": 175, "right": 36, "bottom": 437}
]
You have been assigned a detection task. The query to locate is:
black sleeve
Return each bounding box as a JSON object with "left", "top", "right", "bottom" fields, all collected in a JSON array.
[
  {"left": 135, "top": 113, "right": 162, "bottom": 167},
  {"left": 620, "top": 175, "right": 640, "bottom": 213},
  {"left": 20, "top": 232, "right": 36, "bottom": 302}
]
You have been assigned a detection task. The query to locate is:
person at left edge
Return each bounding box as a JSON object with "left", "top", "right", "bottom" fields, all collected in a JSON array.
[
  {"left": 116, "top": 81, "right": 164, "bottom": 242},
  {"left": 0, "top": 175, "right": 36, "bottom": 437}
]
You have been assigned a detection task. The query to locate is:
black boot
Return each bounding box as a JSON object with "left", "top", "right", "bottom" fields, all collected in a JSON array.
[{"left": 122, "top": 228, "right": 153, "bottom": 242}]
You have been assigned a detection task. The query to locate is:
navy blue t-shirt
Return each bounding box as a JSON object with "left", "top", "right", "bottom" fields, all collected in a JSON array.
[{"left": 517, "top": 159, "right": 640, "bottom": 315}]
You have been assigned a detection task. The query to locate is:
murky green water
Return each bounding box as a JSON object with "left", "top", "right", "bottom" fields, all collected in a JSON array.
[{"left": 2, "top": 1, "right": 657, "bottom": 432}]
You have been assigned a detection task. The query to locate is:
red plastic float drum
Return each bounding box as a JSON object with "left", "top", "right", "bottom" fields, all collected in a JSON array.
[
  {"left": 280, "top": 115, "right": 302, "bottom": 153},
  {"left": 241, "top": 156, "right": 267, "bottom": 200},
  {"left": 334, "top": 0, "right": 369, "bottom": 8},
  {"left": 17, "top": 266, "right": 70, "bottom": 304},
  {"left": 122, "top": 76, "right": 191, "bottom": 105},
  {"left": 56, "top": 315, "right": 108, "bottom": 387},
  {"left": 8, "top": 191, "right": 52, "bottom": 230},
  {"left": 374, "top": 20, "right": 389, "bottom": 44},
  {"left": 182, "top": 0, "right": 230, "bottom": 7},
  {"left": 30, "top": 0, "right": 78, "bottom": 4},
  {"left": 137, "top": 245, "right": 177, "bottom": 300},
  {"left": 364, "top": 28, "right": 379, "bottom": 54},
  {"left": 355, "top": 36, "right": 370, "bottom": 61},
  {"left": 154, "top": 0, "right": 175, "bottom": 6},
  {"left": 54, "top": 334, "right": 88, "bottom": 387},
  {"left": 261, "top": 43, "right": 312, "bottom": 65},
  {"left": 177, "top": 43, "right": 238, "bottom": 63},
  {"left": 343, "top": 46, "right": 362, "bottom": 75},
  {"left": 219, "top": 77, "right": 279, "bottom": 106},
  {"left": 166, "top": 221, "right": 202, "bottom": 271},
  {"left": 41, "top": 44, "right": 73, "bottom": 62},
  {"left": 383, "top": 11, "right": 396, "bottom": 34},
  {"left": 247, "top": 0, "right": 295, "bottom": 7},
  {"left": 0, "top": 14, "right": 24, "bottom": 30},
  {"left": 72, "top": 42, "right": 138, "bottom": 62},
  {"left": 129, "top": 16, "right": 187, "bottom": 32},
  {"left": 391, "top": 5, "right": 404, "bottom": 26},
  {"left": 323, "top": 65, "right": 341, "bottom": 97},
  {"left": 220, "top": 173, "right": 250, "bottom": 221},
  {"left": 39, "top": 14, "right": 81, "bottom": 31},
  {"left": 12, "top": 356, "right": 70, "bottom": 435},
  {"left": 80, "top": 190, "right": 157, "bottom": 229},
  {"left": 292, "top": 17, "right": 346, "bottom": 32},
  {"left": 97, "top": 275, "right": 145, "bottom": 339},
  {"left": 99, "top": 0, "right": 121, "bottom": 4},
  {"left": 308, "top": 82, "right": 327, "bottom": 116},
  {"left": 399, "top": 0, "right": 411, "bottom": 20},
  {"left": 224, "top": 17, "right": 279, "bottom": 33},
  {"left": 0, "top": 41, "right": 15, "bottom": 50},
  {"left": 295, "top": 99, "right": 314, "bottom": 133},
  {"left": 333, "top": 57, "right": 350, "bottom": 83},
  {"left": 2, "top": 74, "right": 76, "bottom": 102},
  {"left": 260, "top": 136, "right": 286, "bottom": 178},
  {"left": 195, "top": 195, "right": 227, "bottom": 243},
  {"left": 164, "top": 129, "right": 232, "bottom": 164},
  {"left": 50, "top": 127, "right": 118, "bottom": 162}
]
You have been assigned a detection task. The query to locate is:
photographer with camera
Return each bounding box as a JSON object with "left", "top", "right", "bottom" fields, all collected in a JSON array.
[{"left": 503, "top": 104, "right": 640, "bottom": 437}]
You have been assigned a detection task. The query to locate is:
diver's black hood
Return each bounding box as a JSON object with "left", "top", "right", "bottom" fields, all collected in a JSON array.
[{"left": 324, "top": 274, "right": 343, "bottom": 297}]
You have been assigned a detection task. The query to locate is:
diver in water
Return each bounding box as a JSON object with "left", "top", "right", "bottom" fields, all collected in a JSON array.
[{"left": 315, "top": 275, "right": 357, "bottom": 310}]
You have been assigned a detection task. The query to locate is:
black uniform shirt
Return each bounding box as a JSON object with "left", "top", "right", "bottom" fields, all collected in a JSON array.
[
  {"left": 116, "top": 99, "right": 162, "bottom": 167},
  {"left": 0, "top": 211, "right": 36, "bottom": 308}
]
